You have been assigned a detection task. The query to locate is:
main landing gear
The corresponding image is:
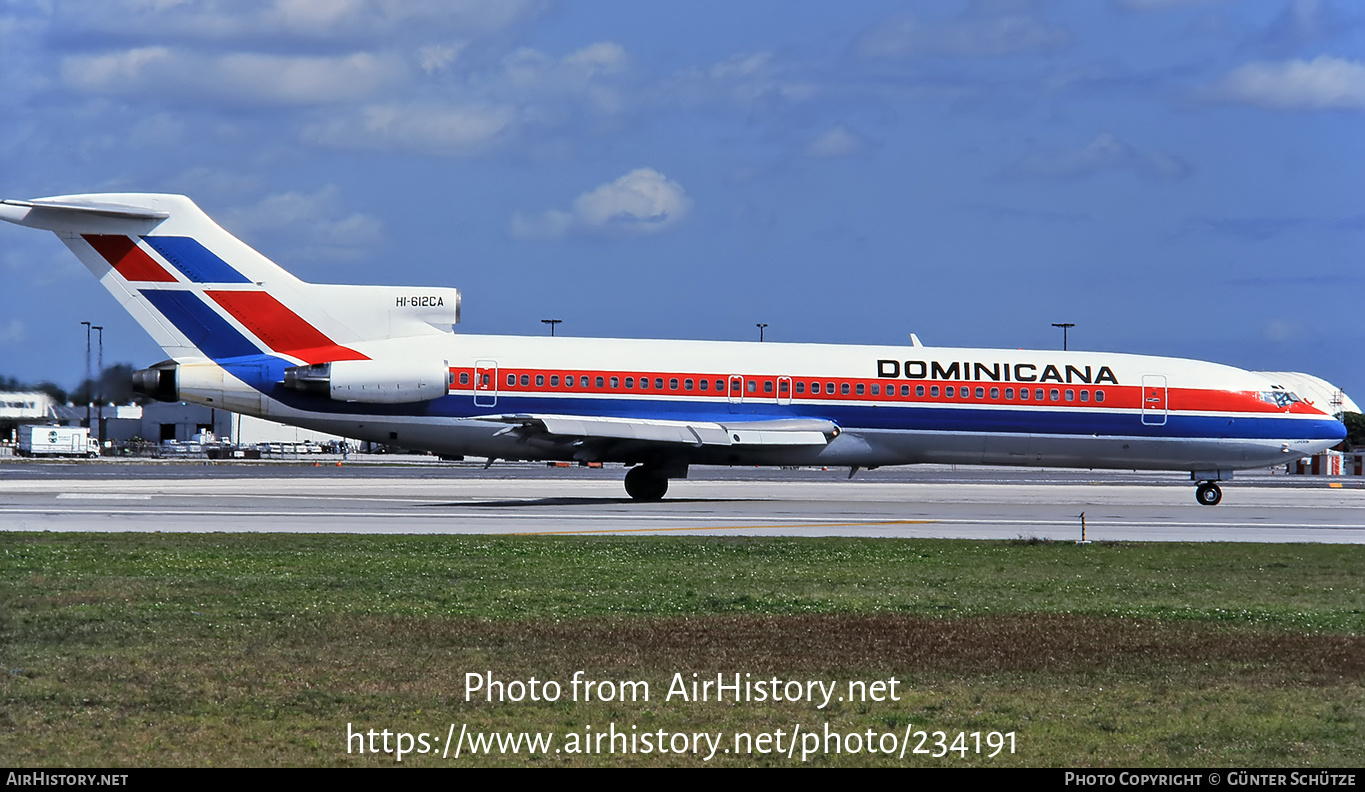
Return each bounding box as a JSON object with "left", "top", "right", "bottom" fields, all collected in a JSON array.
[
  {"left": 1195, "top": 481, "right": 1222, "bottom": 506},
  {"left": 624, "top": 465, "right": 669, "bottom": 501}
]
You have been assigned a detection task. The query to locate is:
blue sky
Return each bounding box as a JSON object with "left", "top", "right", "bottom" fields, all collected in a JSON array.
[{"left": 1, "top": 0, "right": 1361, "bottom": 403}]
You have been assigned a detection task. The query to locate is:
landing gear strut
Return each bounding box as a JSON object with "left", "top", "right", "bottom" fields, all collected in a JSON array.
[
  {"left": 1195, "top": 481, "right": 1222, "bottom": 506},
  {"left": 624, "top": 465, "right": 669, "bottom": 501}
]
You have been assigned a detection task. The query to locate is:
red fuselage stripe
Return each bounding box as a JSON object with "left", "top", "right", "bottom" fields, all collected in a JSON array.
[{"left": 451, "top": 367, "right": 1311, "bottom": 416}]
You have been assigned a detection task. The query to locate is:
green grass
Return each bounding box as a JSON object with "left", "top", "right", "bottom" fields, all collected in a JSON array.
[{"left": 2, "top": 534, "right": 1362, "bottom": 766}]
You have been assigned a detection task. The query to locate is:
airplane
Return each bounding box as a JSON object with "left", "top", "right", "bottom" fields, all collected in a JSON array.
[{"left": 0, "top": 192, "right": 1347, "bottom": 505}]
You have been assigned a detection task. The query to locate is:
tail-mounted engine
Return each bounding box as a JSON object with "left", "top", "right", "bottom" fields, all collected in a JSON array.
[{"left": 284, "top": 359, "right": 452, "bottom": 404}]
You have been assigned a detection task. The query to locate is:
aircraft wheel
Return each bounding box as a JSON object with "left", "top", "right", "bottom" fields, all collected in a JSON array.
[
  {"left": 624, "top": 466, "right": 668, "bottom": 501},
  {"left": 1195, "top": 482, "right": 1222, "bottom": 506}
]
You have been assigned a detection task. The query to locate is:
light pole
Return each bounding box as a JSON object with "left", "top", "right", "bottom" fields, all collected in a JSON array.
[
  {"left": 80, "top": 321, "right": 92, "bottom": 428},
  {"left": 93, "top": 326, "right": 104, "bottom": 448},
  {"left": 1052, "top": 322, "right": 1075, "bottom": 351},
  {"left": 756, "top": 323, "right": 768, "bottom": 342},
  {"left": 541, "top": 319, "right": 562, "bottom": 337}
]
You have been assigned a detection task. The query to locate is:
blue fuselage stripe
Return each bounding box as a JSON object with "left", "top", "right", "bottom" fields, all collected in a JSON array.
[{"left": 255, "top": 388, "right": 1346, "bottom": 442}]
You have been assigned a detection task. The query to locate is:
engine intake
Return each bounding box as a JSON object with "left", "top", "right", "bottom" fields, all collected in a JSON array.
[{"left": 132, "top": 360, "right": 179, "bottom": 402}]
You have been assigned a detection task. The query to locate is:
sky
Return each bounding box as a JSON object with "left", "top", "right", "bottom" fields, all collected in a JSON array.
[{"left": 1, "top": 0, "right": 1362, "bottom": 403}]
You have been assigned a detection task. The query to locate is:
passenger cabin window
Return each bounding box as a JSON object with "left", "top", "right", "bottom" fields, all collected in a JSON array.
[
  {"left": 595, "top": 376, "right": 604, "bottom": 388},
  {"left": 551, "top": 375, "right": 559, "bottom": 387},
  {"left": 670, "top": 378, "right": 679, "bottom": 390},
  {"left": 715, "top": 379, "right": 726, "bottom": 391},
  {"left": 795, "top": 382, "right": 805, "bottom": 394},
  {"left": 460, "top": 372, "right": 470, "bottom": 385},
  {"left": 856, "top": 383, "right": 865, "bottom": 395},
  {"left": 764, "top": 381, "right": 773, "bottom": 394},
  {"left": 507, "top": 374, "right": 515, "bottom": 386},
  {"left": 1079, "top": 390, "right": 1089, "bottom": 402},
  {"left": 811, "top": 382, "right": 820, "bottom": 394},
  {"left": 1034, "top": 388, "right": 1044, "bottom": 400},
  {"left": 655, "top": 378, "right": 664, "bottom": 389},
  {"left": 975, "top": 387, "right": 985, "bottom": 398},
  {"left": 699, "top": 379, "right": 708, "bottom": 391},
  {"left": 625, "top": 377, "right": 634, "bottom": 389},
  {"left": 536, "top": 375, "right": 544, "bottom": 386},
  {"left": 610, "top": 377, "right": 619, "bottom": 388},
  {"left": 990, "top": 387, "right": 998, "bottom": 399},
  {"left": 1049, "top": 388, "right": 1060, "bottom": 401},
  {"left": 747, "top": 381, "right": 757, "bottom": 393},
  {"left": 1020, "top": 389, "right": 1029, "bottom": 400},
  {"left": 581, "top": 376, "right": 590, "bottom": 387},
  {"left": 840, "top": 383, "right": 850, "bottom": 395},
  {"left": 684, "top": 379, "right": 694, "bottom": 390},
  {"left": 914, "top": 385, "right": 923, "bottom": 397},
  {"left": 1065, "top": 389, "right": 1074, "bottom": 401},
  {"left": 930, "top": 386, "right": 940, "bottom": 397},
  {"left": 1095, "top": 390, "right": 1105, "bottom": 402}
]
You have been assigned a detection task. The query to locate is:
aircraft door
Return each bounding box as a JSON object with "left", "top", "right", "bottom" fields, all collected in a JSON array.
[
  {"left": 475, "top": 360, "right": 498, "bottom": 407},
  {"left": 777, "top": 376, "right": 792, "bottom": 406},
  {"left": 1141, "top": 374, "right": 1167, "bottom": 426},
  {"left": 727, "top": 375, "right": 744, "bottom": 413}
]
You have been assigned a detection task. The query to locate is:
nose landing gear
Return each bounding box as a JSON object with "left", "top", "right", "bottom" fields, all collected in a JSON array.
[{"left": 1195, "top": 481, "right": 1222, "bottom": 506}]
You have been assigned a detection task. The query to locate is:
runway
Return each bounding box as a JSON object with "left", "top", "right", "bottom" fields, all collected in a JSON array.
[{"left": 2, "top": 459, "right": 1362, "bottom": 542}]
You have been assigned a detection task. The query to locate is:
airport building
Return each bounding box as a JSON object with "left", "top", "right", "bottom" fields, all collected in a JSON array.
[{"left": 3, "top": 392, "right": 344, "bottom": 449}]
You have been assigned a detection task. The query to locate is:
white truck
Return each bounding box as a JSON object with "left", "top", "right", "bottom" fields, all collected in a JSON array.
[{"left": 18, "top": 425, "right": 100, "bottom": 457}]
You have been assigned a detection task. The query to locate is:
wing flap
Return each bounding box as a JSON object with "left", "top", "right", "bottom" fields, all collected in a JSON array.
[{"left": 480, "top": 414, "right": 836, "bottom": 447}]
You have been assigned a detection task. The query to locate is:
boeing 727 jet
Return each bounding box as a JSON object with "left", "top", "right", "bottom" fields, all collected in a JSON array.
[{"left": 0, "top": 193, "right": 1346, "bottom": 504}]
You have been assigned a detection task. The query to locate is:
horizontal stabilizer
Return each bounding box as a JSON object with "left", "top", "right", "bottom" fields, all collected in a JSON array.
[{"left": 0, "top": 198, "right": 171, "bottom": 224}]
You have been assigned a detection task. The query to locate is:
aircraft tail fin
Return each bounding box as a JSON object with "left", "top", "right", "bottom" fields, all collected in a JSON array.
[{"left": 0, "top": 194, "right": 459, "bottom": 366}]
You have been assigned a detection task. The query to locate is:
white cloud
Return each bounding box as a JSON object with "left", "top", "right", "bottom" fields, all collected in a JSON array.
[
  {"left": 220, "top": 185, "right": 383, "bottom": 249},
  {"left": 855, "top": 11, "right": 1072, "bottom": 59},
  {"left": 0, "top": 319, "right": 27, "bottom": 345},
  {"left": 303, "top": 103, "right": 516, "bottom": 155},
  {"left": 419, "top": 43, "right": 466, "bottom": 75},
  {"left": 805, "top": 125, "right": 868, "bottom": 159},
  {"left": 62, "top": 49, "right": 404, "bottom": 106},
  {"left": 512, "top": 169, "right": 692, "bottom": 240},
  {"left": 47, "top": 0, "right": 545, "bottom": 43},
  {"left": 1209, "top": 55, "right": 1365, "bottom": 110},
  {"left": 561, "top": 42, "right": 629, "bottom": 79},
  {"left": 1262, "top": 319, "right": 1302, "bottom": 343},
  {"left": 1002, "top": 133, "right": 1191, "bottom": 182},
  {"left": 667, "top": 51, "right": 817, "bottom": 113},
  {"left": 1111, "top": 0, "right": 1223, "bottom": 10},
  {"left": 491, "top": 42, "right": 632, "bottom": 111}
]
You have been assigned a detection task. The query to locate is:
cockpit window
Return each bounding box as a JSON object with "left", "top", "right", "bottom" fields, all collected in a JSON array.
[{"left": 1259, "top": 390, "right": 1302, "bottom": 408}]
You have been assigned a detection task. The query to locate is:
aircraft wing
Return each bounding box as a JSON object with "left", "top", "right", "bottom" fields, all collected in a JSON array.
[{"left": 479, "top": 414, "right": 838, "bottom": 448}]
